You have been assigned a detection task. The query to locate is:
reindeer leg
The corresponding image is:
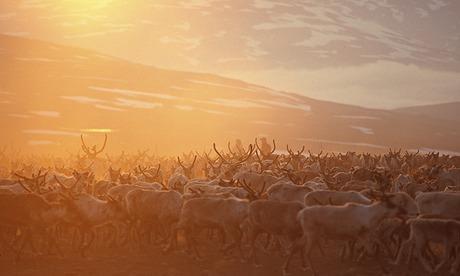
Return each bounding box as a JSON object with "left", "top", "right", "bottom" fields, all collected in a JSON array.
[
  {"left": 81, "top": 229, "right": 95, "bottom": 258},
  {"left": 282, "top": 244, "right": 297, "bottom": 276},
  {"left": 450, "top": 246, "right": 460, "bottom": 275},
  {"left": 403, "top": 243, "right": 414, "bottom": 276},
  {"left": 189, "top": 233, "right": 201, "bottom": 260},
  {"left": 393, "top": 237, "right": 412, "bottom": 265},
  {"left": 0, "top": 229, "right": 17, "bottom": 256},
  {"left": 282, "top": 235, "right": 302, "bottom": 276},
  {"left": 15, "top": 228, "right": 32, "bottom": 262},
  {"left": 263, "top": 233, "right": 274, "bottom": 252},
  {"left": 416, "top": 242, "right": 435, "bottom": 274},
  {"left": 11, "top": 227, "right": 23, "bottom": 249},
  {"left": 300, "top": 242, "right": 307, "bottom": 271},
  {"left": 374, "top": 241, "right": 390, "bottom": 275},
  {"left": 248, "top": 228, "right": 261, "bottom": 267},
  {"left": 304, "top": 234, "right": 317, "bottom": 276},
  {"left": 46, "top": 227, "right": 63, "bottom": 257},
  {"left": 163, "top": 224, "right": 178, "bottom": 253},
  {"left": 71, "top": 227, "right": 81, "bottom": 250},
  {"left": 314, "top": 238, "right": 326, "bottom": 257},
  {"left": 234, "top": 227, "right": 245, "bottom": 262},
  {"left": 434, "top": 243, "right": 451, "bottom": 273},
  {"left": 221, "top": 227, "right": 236, "bottom": 255},
  {"left": 50, "top": 234, "right": 64, "bottom": 258},
  {"left": 349, "top": 239, "right": 356, "bottom": 261},
  {"left": 219, "top": 227, "right": 226, "bottom": 249},
  {"left": 425, "top": 243, "right": 438, "bottom": 266}
]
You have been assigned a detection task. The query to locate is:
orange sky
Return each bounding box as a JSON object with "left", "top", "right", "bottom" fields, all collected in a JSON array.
[{"left": 1, "top": 0, "right": 459, "bottom": 108}]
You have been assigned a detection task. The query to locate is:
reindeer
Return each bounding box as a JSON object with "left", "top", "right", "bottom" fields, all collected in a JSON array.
[
  {"left": 415, "top": 192, "right": 460, "bottom": 219},
  {"left": 266, "top": 181, "right": 312, "bottom": 204},
  {"left": 289, "top": 188, "right": 418, "bottom": 275},
  {"left": 246, "top": 199, "right": 305, "bottom": 274},
  {"left": 80, "top": 133, "right": 108, "bottom": 160},
  {"left": 395, "top": 218, "right": 460, "bottom": 274},
  {"left": 168, "top": 197, "right": 250, "bottom": 260},
  {"left": 136, "top": 164, "right": 161, "bottom": 183},
  {"left": 286, "top": 144, "right": 305, "bottom": 170},
  {"left": 167, "top": 156, "right": 197, "bottom": 193},
  {"left": 304, "top": 190, "right": 372, "bottom": 206},
  {"left": 13, "top": 170, "right": 48, "bottom": 194},
  {"left": 108, "top": 166, "right": 121, "bottom": 182},
  {"left": 58, "top": 192, "right": 128, "bottom": 256},
  {"left": 125, "top": 189, "right": 183, "bottom": 248},
  {"left": 0, "top": 193, "right": 75, "bottom": 260}
]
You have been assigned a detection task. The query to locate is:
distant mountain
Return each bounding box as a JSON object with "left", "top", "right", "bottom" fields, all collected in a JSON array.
[
  {"left": 0, "top": 34, "right": 459, "bottom": 155},
  {"left": 395, "top": 102, "right": 460, "bottom": 122}
]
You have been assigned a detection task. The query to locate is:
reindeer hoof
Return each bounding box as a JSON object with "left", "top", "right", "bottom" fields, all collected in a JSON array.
[{"left": 282, "top": 270, "right": 291, "bottom": 276}]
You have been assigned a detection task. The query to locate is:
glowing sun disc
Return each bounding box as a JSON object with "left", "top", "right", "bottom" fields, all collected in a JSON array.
[{"left": 80, "top": 128, "right": 113, "bottom": 133}]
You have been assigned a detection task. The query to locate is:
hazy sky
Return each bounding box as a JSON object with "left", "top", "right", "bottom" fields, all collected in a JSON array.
[{"left": 1, "top": 0, "right": 459, "bottom": 109}]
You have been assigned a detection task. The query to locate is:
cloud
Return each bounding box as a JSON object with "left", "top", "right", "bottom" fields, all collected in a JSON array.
[
  {"left": 29, "top": 110, "right": 60, "bottom": 118},
  {"left": 28, "top": 140, "right": 57, "bottom": 146},
  {"left": 159, "top": 36, "right": 202, "bottom": 50},
  {"left": 61, "top": 95, "right": 105, "bottom": 104},
  {"left": 295, "top": 30, "right": 355, "bottom": 48},
  {"left": 175, "top": 105, "right": 195, "bottom": 111},
  {"left": 22, "top": 129, "right": 80, "bottom": 136},
  {"left": 114, "top": 98, "right": 163, "bottom": 109},
  {"left": 1, "top": 32, "right": 30, "bottom": 37},
  {"left": 0, "top": 13, "right": 17, "bottom": 20},
  {"left": 64, "top": 28, "right": 129, "bottom": 39},
  {"left": 89, "top": 86, "right": 179, "bottom": 100}
]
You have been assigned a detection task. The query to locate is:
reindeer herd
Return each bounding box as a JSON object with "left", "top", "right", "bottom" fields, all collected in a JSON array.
[{"left": 1, "top": 137, "right": 460, "bottom": 275}]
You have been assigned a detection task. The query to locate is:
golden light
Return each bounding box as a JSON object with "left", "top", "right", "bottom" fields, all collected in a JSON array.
[
  {"left": 59, "top": 0, "right": 115, "bottom": 11},
  {"left": 80, "top": 128, "right": 113, "bottom": 133}
]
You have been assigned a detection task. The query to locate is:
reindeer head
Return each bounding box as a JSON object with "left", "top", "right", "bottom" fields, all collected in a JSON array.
[
  {"left": 106, "top": 195, "right": 129, "bottom": 221},
  {"left": 119, "top": 173, "right": 133, "bottom": 184},
  {"left": 384, "top": 192, "right": 419, "bottom": 218},
  {"left": 254, "top": 137, "right": 276, "bottom": 159},
  {"left": 238, "top": 180, "right": 267, "bottom": 201},
  {"left": 213, "top": 142, "right": 254, "bottom": 176},
  {"left": 177, "top": 155, "right": 197, "bottom": 178},
  {"left": 137, "top": 164, "right": 161, "bottom": 182},
  {"left": 286, "top": 144, "right": 305, "bottom": 170},
  {"left": 204, "top": 151, "right": 223, "bottom": 178},
  {"left": 109, "top": 166, "right": 121, "bottom": 182},
  {"left": 14, "top": 169, "right": 48, "bottom": 193},
  {"left": 80, "top": 133, "right": 107, "bottom": 159}
]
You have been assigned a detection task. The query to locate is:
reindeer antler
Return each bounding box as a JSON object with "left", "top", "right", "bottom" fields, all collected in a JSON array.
[
  {"left": 287, "top": 144, "right": 305, "bottom": 156},
  {"left": 17, "top": 178, "right": 33, "bottom": 193},
  {"left": 81, "top": 133, "right": 108, "bottom": 157},
  {"left": 177, "top": 156, "right": 197, "bottom": 171},
  {"left": 213, "top": 143, "right": 230, "bottom": 164},
  {"left": 255, "top": 138, "right": 276, "bottom": 157}
]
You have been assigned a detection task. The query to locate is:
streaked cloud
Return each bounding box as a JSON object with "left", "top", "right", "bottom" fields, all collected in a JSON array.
[
  {"left": 22, "top": 129, "right": 80, "bottom": 136},
  {"left": 29, "top": 110, "right": 60, "bottom": 118},
  {"left": 114, "top": 98, "right": 163, "bottom": 109},
  {"left": 28, "top": 140, "right": 57, "bottom": 146}
]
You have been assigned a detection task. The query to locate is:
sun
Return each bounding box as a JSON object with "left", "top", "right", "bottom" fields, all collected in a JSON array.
[{"left": 81, "top": 129, "right": 114, "bottom": 133}]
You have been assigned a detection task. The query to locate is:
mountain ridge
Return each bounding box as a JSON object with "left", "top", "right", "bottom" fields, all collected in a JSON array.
[
  {"left": 395, "top": 101, "right": 460, "bottom": 123},
  {"left": 1, "top": 34, "right": 459, "bottom": 155}
]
